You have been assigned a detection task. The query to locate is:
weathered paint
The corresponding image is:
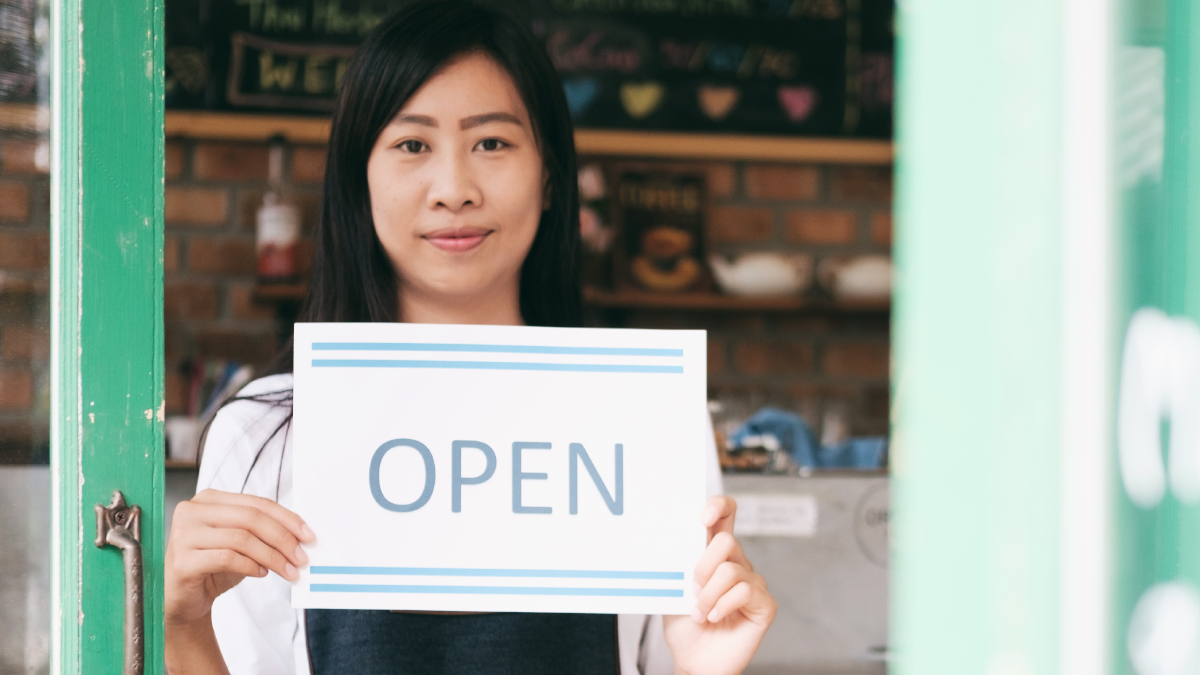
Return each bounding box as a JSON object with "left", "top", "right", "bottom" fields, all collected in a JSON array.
[{"left": 51, "top": 0, "right": 165, "bottom": 672}]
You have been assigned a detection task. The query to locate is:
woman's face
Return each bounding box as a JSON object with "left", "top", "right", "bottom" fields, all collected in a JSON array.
[{"left": 367, "top": 51, "right": 546, "bottom": 315}]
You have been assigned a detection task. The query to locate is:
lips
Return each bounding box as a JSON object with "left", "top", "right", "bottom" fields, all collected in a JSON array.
[{"left": 422, "top": 226, "right": 493, "bottom": 252}]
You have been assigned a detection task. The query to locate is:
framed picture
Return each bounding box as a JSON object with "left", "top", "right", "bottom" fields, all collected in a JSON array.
[{"left": 610, "top": 166, "right": 710, "bottom": 293}]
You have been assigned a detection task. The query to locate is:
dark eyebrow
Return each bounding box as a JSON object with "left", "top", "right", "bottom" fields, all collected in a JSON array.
[
  {"left": 460, "top": 112, "right": 523, "bottom": 130},
  {"left": 392, "top": 114, "right": 438, "bottom": 127}
]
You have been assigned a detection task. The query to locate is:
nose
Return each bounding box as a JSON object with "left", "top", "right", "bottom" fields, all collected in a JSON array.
[{"left": 425, "top": 150, "right": 482, "bottom": 212}]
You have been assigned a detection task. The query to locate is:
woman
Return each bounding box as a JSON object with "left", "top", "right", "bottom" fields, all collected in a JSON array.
[{"left": 164, "top": 1, "right": 776, "bottom": 673}]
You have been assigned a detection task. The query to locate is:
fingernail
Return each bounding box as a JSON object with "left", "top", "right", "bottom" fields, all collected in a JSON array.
[
  {"left": 708, "top": 609, "right": 720, "bottom": 623},
  {"left": 258, "top": 565, "right": 267, "bottom": 577},
  {"left": 300, "top": 524, "right": 316, "bottom": 541},
  {"left": 690, "top": 607, "right": 705, "bottom": 624},
  {"left": 295, "top": 546, "right": 309, "bottom": 566},
  {"left": 286, "top": 563, "right": 298, "bottom": 580}
]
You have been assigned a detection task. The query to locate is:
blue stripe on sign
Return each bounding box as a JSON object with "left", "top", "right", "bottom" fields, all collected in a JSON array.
[
  {"left": 313, "top": 342, "right": 683, "bottom": 357},
  {"left": 312, "top": 360, "right": 682, "bottom": 374},
  {"left": 310, "top": 567, "right": 685, "bottom": 580},
  {"left": 311, "top": 584, "right": 684, "bottom": 597}
]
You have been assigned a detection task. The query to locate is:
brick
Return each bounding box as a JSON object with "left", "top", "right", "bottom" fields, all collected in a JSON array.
[
  {"left": 0, "top": 231, "right": 49, "bottom": 270},
  {"left": 775, "top": 315, "right": 842, "bottom": 332},
  {"left": 164, "top": 281, "right": 219, "bottom": 319},
  {"left": 296, "top": 238, "right": 315, "bottom": 275},
  {"left": 707, "top": 339, "right": 725, "bottom": 374},
  {"left": 830, "top": 167, "right": 893, "bottom": 203},
  {"left": 193, "top": 143, "right": 270, "bottom": 182},
  {"left": 705, "top": 163, "right": 737, "bottom": 198},
  {"left": 624, "top": 310, "right": 684, "bottom": 330},
  {"left": 165, "top": 370, "right": 185, "bottom": 415},
  {"left": 871, "top": 211, "right": 893, "bottom": 246},
  {"left": 703, "top": 313, "right": 766, "bottom": 332},
  {"left": 166, "top": 187, "right": 229, "bottom": 226},
  {"left": 291, "top": 146, "right": 327, "bottom": 184},
  {"left": 187, "top": 237, "right": 256, "bottom": 275},
  {"left": 229, "top": 284, "right": 276, "bottom": 320},
  {"left": 864, "top": 385, "right": 890, "bottom": 419},
  {"left": 195, "top": 328, "right": 277, "bottom": 364},
  {"left": 165, "top": 141, "right": 185, "bottom": 180},
  {"left": 707, "top": 206, "right": 773, "bottom": 243},
  {"left": 1, "top": 325, "right": 48, "bottom": 360},
  {"left": 823, "top": 341, "right": 890, "bottom": 378},
  {"left": 164, "top": 236, "right": 180, "bottom": 274},
  {"left": 0, "top": 182, "right": 30, "bottom": 221},
  {"left": 785, "top": 209, "right": 858, "bottom": 245},
  {"left": 2, "top": 140, "right": 46, "bottom": 175},
  {"left": 0, "top": 369, "right": 34, "bottom": 410},
  {"left": 734, "top": 341, "right": 813, "bottom": 375},
  {"left": 743, "top": 165, "right": 820, "bottom": 200}
]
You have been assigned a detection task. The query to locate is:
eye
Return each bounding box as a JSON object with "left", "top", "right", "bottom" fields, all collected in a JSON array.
[
  {"left": 475, "top": 138, "right": 508, "bottom": 152},
  {"left": 397, "top": 139, "right": 426, "bottom": 153}
]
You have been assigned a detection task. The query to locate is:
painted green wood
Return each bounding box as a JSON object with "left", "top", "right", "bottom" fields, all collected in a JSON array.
[
  {"left": 891, "top": 0, "right": 1064, "bottom": 673},
  {"left": 51, "top": 0, "right": 165, "bottom": 673},
  {"left": 1110, "top": 0, "right": 1200, "bottom": 670}
]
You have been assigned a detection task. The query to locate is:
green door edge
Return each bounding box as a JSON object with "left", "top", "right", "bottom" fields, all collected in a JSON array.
[{"left": 51, "top": 0, "right": 166, "bottom": 672}]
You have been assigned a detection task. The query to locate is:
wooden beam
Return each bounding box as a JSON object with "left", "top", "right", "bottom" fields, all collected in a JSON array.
[{"left": 163, "top": 110, "right": 893, "bottom": 163}]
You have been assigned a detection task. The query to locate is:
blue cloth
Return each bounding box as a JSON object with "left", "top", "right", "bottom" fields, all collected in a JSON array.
[
  {"left": 305, "top": 610, "right": 616, "bottom": 675},
  {"left": 727, "top": 407, "right": 886, "bottom": 469}
]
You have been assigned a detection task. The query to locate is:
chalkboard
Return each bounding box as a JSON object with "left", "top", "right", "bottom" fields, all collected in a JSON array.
[{"left": 165, "top": 0, "right": 893, "bottom": 137}]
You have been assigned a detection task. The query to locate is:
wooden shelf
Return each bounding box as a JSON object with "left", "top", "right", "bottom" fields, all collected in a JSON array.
[
  {"left": 165, "top": 459, "right": 198, "bottom": 470},
  {"left": 252, "top": 283, "right": 888, "bottom": 311},
  {"left": 253, "top": 282, "right": 307, "bottom": 301},
  {"left": 0, "top": 103, "right": 48, "bottom": 132},
  {"left": 584, "top": 287, "right": 889, "bottom": 312},
  {"left": 165, "top": 110, "right": 892, "bottom": 164}
]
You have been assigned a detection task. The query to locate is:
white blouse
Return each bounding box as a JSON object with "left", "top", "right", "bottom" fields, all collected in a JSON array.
[{"left": 195, "top": 373, "right": 723, "bottom": 675}]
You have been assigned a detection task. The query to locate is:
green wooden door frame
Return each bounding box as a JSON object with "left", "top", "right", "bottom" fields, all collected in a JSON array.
[{"left": 50, "top": 0, "right": 166, "bottom": 673}]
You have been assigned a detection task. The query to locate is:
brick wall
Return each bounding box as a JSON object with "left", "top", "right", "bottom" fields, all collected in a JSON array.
[
  {"left": 0, "top": 132, "right": 50, "bottom": 463},
  {"left": 584, "top": 157, "right": 893, "bottom": 437},
  {"left": 0, "top": 132, "right": 892, "bottom": 463},
  {"left": 163, "top": 140, "right": 323, "bottom": 415}
]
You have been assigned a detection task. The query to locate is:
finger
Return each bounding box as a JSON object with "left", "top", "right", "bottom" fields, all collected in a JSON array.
[
  {"left": 705, "top": 580, "right": 755, "bottom": 623},
  {"left": 692, "top": 561, "right": 749, "bottom": 623},
  {"left": 701, "top": 496, "right": 736, "bottom": 544},
  {"left": 709, "top": 578, "right": 777, "bottom": 627},
  {"left": 193, "top": 489, "right": 316, "bottom": 542},
  {"left": 693, "top": 531, "right": 751, "bottom": 587},
  {"left": 191, "top": 502, "right": 307, "bottom": 569},
  {"left": 188, "top": 527, "right": 298, "bottom": 581},
  {"left": 175, "top": 548, "right": 267, "bottom": 582}
]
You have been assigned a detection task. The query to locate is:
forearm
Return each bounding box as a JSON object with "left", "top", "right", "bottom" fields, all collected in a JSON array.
[{"left": 165, "top": 616, "right": 231, "bottom": 675}]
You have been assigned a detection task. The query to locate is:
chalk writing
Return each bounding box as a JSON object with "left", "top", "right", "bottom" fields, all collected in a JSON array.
[{"left": 548, "top": 30, "right": 642, "bottom": 73}]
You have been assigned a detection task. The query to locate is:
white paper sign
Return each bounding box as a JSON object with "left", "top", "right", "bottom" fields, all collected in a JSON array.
[{"left": 291, "top": 322, "right": 708, "bottom": 615}]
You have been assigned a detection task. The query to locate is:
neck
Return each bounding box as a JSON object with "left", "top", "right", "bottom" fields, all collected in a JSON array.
[{"left": 398, "top": 283, "right": 524, "bottom": 326}]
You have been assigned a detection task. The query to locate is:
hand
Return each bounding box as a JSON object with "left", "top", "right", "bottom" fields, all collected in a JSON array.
[
  {"left": 164, "top": 489, "right": 315, "bottom": 628},
  {"left": 663, "top": 496, "right": 777, "bottom": 675}
]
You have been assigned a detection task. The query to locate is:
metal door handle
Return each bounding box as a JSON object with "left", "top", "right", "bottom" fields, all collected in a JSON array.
[{"left": 96, "top": 491, "right": 144, "bottom": 675}]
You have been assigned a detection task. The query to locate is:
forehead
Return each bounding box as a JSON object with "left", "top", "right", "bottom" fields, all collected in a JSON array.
[{"left": 398, "top": 51, "right": 530, "bottom": 123}]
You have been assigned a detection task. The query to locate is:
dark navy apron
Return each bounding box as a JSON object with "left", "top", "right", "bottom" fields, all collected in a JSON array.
[{"left": 305, "top": 610, "right": 618, "bottom": 674}]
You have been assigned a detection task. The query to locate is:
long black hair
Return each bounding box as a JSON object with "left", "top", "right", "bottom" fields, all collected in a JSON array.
[
  {"left": 272, "top": 0, "right": 582, "bottom": 376},
  {"left": 200, "top": 0, "right": 583, "bottom": 486}
]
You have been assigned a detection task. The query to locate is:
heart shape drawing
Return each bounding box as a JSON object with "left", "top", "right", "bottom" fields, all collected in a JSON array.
[
  {"left": 697, "top": 85, "right": 740, "bottom": 121},
  {"left": 620, "top": 82, "right": 665, "bottom": 120},
  {"left": 778, "top": 85, "right": 818, "bottom": 123},
  {"left": 562, "top": 78, "right": 600, "bottom": 118}
]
